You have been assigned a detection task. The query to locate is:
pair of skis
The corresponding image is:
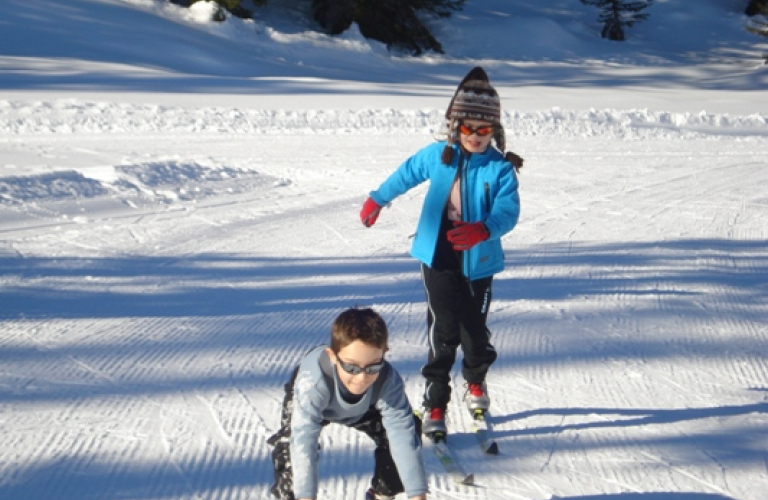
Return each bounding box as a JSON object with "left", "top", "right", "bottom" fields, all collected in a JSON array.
[{"left": 425, "top": 409, "right": 499, "bottom": 486}]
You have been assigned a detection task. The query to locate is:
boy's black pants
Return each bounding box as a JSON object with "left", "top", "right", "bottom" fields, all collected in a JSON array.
[
  {"left": 420, "top": 263, "right": 497, "bottom": 410},
  {"left": 267, "top": 367, "right": 422, "bottom": 499}
]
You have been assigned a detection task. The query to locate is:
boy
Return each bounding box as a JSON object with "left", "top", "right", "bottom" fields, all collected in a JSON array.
[{"left": 268, "top": 307, "right": 428, "bottom": 500}]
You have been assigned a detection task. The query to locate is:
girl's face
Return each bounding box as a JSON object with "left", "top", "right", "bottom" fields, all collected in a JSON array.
[
  {"left": 326, "top": 341, "right": 385, "bottom": 395},
  {"left": 458, "top": 119, "right": 494, "bottom": 154}
]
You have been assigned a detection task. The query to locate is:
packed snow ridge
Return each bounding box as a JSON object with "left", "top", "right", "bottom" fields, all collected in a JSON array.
[{"left": 2, "top": 100, "right": 767, "bottom": 139}]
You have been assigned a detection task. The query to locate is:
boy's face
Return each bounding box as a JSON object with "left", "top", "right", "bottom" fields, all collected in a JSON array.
[{"left": 327, "top": 340, "right": 385, "bottom": 395}]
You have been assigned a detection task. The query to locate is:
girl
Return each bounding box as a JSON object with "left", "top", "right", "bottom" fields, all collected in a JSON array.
[{"left": 359, "top": 67, "right": 523, "bottom": 437}]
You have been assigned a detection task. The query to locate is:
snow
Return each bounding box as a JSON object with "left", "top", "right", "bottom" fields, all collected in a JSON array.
[{"left": 1, "top": 0, "right": 767, "bottom": 499}]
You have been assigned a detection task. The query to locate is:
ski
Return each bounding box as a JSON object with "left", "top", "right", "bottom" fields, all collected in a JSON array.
[
  {"left": 428, "top": 431, "right": 475, "bottom": 486},
  {"left": 472, "top": 409, "right": 499, "bottom": 455}
]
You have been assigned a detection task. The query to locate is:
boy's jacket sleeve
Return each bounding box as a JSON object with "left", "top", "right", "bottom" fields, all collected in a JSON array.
[
  {"left": 376, "top": 370, "right": 429, "bottom": 498},
  {"left": 290, "top": 366, "right": 329, "bottom": 499}
]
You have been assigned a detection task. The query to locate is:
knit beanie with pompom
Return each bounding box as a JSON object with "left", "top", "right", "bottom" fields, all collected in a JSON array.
[
  {"left": 441, "top": 67, "right": 523, "bottom": 172},
  {"left": 446, "top": 66, "right": 501, "bottom": 125}
]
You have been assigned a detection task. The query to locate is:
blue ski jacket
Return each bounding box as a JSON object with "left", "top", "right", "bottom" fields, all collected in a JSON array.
[{"left": 370, "top": 141, "right": 520, "bottom": 281}]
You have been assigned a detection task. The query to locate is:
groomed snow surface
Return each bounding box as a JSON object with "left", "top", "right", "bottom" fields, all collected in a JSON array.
[{"left": 1, "top": 0, "right": 767, "bottom": 499}]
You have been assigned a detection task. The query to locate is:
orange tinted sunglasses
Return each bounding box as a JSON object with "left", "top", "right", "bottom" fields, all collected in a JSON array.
[{"left": 458, "top": 123, "right": 494, "bottom": 137}]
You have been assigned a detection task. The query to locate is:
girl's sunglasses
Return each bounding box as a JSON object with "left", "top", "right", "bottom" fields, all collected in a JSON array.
[
  {"left": 338, "top": 358, "right": 385, "bottom": 375},
  {"left": 459, "top": 123, "right": 494, "bottom": 137}
]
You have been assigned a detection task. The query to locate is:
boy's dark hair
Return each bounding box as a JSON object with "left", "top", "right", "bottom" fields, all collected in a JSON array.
[{"left": 330, "top": 307, "right": 389, "bottom": 354}]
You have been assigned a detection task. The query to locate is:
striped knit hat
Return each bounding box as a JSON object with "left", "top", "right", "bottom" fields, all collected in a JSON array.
[
  {"left": 440, "top": 66, "right": 523, "bottom": 172},
  {"left": 441, "top": 66, "right": 515, "bottom": 166},
  {"left": 446, "top": 66, "right": 501, "bottom": 125}
]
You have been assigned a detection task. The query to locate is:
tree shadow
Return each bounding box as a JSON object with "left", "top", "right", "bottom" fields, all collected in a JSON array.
[
  {"left": 495, "top": 237, "right": 767, "bottom": 305},
  {"left": 1, "top": 236, "right": 765, "bottom": 406},
  {"left": 0, "top": 253, "right": 419, "bottom": 319},
  {"left": 1, "top": 236, "right": 765, "bottom": 499},
  {"left": 481, "top": 402, "right": 768, "bottom": 469},
  {"left": 553, "top": 494, "right": 738, "bottom": 500},
  {"left": 494, "top": 402, "right": 768, "bottom": 432},
  {"left": 2, "top": 237, "right": 765, "bottom": 320},
  {"left": 0, "top": 453, "right": 271, "bottom": 500}
]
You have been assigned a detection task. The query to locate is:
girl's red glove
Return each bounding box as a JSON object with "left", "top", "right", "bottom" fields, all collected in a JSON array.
[
  {"left": 360, "top": 197, "right": 383, "bottom": 227},
  {"left": 447, "top": 221, "right": 489, "bottom": 250}
]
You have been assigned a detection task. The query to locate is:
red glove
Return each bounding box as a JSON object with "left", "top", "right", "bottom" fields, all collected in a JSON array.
[
  {"left": 447, "top": 221, "right": 489, "bottom": 250},
  {"left": 360, "top": 197, "right": 383, "bottom": 227}
]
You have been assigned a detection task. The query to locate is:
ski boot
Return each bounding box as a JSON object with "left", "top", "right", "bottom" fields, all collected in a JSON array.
[
  {"left": 464, "top": 382, "right": 490, "bottom": 416},
  {"left": 365, "top": 488, "right": 395, "bottom": 500},
  {"left": 421, "top": 406, "right": 447, "bottom": 442}
]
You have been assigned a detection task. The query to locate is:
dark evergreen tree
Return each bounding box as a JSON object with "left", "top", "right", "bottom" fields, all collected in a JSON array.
[
  {"left": 580, "top": 0, "right": 653, "bottom": 41},
  {"left": 409, "top": 0, "right": 466, "bottom": 18},
  {"left": 354, "top": 0, "right": 444, "bottom": 54},
  {"left": 311, "top": 0, "right": 465, "bottom": 54},
  {"left": 746, "top": 0, "right": 768, "bottom": 17},
  {"left": 312, "top": 0, "right": 355, "bottom": 34},
  {"left": 170, "top": 0, "right": 464, "bottom": 54},
  {"left": 745, "top": 0, "right": 768, "bottom": 57}
]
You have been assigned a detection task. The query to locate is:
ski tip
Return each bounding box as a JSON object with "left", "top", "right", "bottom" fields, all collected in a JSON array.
[
  {"left": 461, "top": 473, "right": 475, "bottom": 486},
  {"left": 484, "top": 441, "right": 499, "bottom": 455},
  {"left": 429, "top": 431, "right": 447, "bottom": 444}
]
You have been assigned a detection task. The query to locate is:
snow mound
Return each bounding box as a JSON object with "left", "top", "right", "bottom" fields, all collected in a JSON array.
[
  {"left": 0, "top": 171, "right": 108, "bottom": 202},
  {"left": 2, "top": 100, "right": 767, "bottom": 139},
  {"left": 0, "top": 161, "right": 274, "bottom": 205}
]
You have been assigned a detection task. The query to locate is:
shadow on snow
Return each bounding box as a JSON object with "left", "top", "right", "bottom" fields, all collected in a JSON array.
[
  {"left": 1, "top": 237, "right": 765, "bottom": 319},
  {"left": 0, "top": 236, "right": 765, "bottom": 499},
  {"left": 553, "top": 494, "right": 739, "bottom": 500},
  {"left": 0, "top": 455, "right": 268, "bottom": 500}
]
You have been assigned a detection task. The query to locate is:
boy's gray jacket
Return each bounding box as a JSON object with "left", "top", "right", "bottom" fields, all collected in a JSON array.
[
  {"left": 291, "top": 346, "right": 427, "bottom": 499},
  {"left": 370, "top": 141, "right": 520, "bottom": 281}
]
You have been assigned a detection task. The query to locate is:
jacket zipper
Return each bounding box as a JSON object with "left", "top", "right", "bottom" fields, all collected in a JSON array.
[{"left": 460, "top": 153, "right": 474, "bottom": 289}]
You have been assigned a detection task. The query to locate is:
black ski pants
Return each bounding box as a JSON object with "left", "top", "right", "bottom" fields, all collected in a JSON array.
[
  {"left": 420, "top": 263, "right": 497, "bottom": 410},
  {"left": 267, "top": 366, "right": 422, "bottom": 499}
]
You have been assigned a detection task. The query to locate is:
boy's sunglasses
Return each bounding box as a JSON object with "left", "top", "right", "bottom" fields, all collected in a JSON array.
[
  {"left": 458, "top": 123, "right": 494, "bottom": 137},
  {"left": 338, "top": 358, "right": 385, "bottom": 375}
]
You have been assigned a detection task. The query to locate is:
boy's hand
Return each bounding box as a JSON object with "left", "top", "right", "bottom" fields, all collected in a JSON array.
[
  {"left": 360, "top": 197, "right": 383, "bottom": 227},
  {"left": 447, "top": 221, "right": 489, "bottom": 250}
]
